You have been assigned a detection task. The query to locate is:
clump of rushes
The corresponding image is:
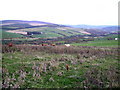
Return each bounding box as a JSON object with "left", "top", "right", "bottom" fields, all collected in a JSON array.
[
  {"left": 57, "top": 72, "right": 63, "bottom": 76},
  {"left": 83, "top": 66, "right": 119, "bottom": 88},
  {"left": 49, "top": 77, "right": 54, "bottom": 82},
  {"left": 79, "top": 59, "right": 84, "bottom": 64},
  {"left": 2, "top": 45, "right": 118, "bottom": 57}
]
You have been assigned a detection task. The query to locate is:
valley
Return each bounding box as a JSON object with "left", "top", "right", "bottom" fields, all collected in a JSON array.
[{"left": 1, "top": 20, "right": 119, "bottom": 88}]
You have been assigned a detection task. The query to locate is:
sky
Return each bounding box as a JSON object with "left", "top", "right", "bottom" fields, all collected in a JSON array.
[{"left": 1, "top": 0, "right": 119, "bottom": 25}]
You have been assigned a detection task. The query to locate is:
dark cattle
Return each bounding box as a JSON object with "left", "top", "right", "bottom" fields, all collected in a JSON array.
[
  {"left": 8, "top": 43, "right": 13, "bottom": 47},
  {"left": 65, "top": 64, "right": 69, "bottom": 71},
  {"left": 42, "top": 44, "right": 47, "bottom": 46},
  {"left": 107, "top": 38, "right": 113, "bottom": 40},
  {"left": 50, "top": 44, "right": 56, "bottom": 46}
]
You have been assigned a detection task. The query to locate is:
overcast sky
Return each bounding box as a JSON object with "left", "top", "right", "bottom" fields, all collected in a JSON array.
[{"left": 1, "top": 0, "right": 119, "bottom": 25}]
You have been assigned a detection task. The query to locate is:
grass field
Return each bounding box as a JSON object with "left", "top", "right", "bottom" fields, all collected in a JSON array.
[
  {"left": 71, "top": 40, "right": 118, "bottom": 47},
  {"left": 2, "top": 45, "right": 119, "bottom": 88},
  {"left": 26, "top": 27, "right": 84, "bottom": 38},
  {"left": 71, "top": 34, "right": 119, "bottom": 47},
  {"left": 32, "top": 32, "right": 63, "bottom": 38},
  {"left": 1, "top": 31, "right": 24, "bottom": 39},
  {"left": 1, "top": 27, "right": 85, "bottom": 39}
]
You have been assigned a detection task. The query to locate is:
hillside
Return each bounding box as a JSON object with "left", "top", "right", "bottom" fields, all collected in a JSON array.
[
  {"left": 69, "top": 24, "right": 119, "bottom": 33},
  {"left": 1, "top": 20, "right": 60, "bottom": 30},
  {"left": 68, "top": 24, "right": 108, "bottom": 29},
  {"left": 1, "top": 20, "right": 118, "bottom": 40},
  {"left": 1, "top": 20, "right": 90, "bottom": 39}
]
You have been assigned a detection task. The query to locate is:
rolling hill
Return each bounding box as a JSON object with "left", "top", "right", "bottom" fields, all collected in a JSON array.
[
  {"left": 1, "top": 20, "right": 90, "bottom": 39},
  {"left": 69, "top": 24, "right": 119, "bottom": 33},
  {"left": 1, "top": 20, "right": 118, "bottom": 39}
]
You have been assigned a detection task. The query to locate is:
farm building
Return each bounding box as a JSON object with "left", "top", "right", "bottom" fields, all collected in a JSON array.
[{"left": 27, "top": 32, "right": 43, "bottom": 35}]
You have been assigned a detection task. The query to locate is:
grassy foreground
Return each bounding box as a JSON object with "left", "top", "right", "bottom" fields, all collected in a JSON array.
[{"left": 2, "top": 45, "right": 119, "bottom": 88}]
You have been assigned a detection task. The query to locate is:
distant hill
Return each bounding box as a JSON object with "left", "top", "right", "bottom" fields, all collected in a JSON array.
[
  {"left": 1, "top": 20, "right": 54, "bottom": 25},
  {"left": 1, "top": 20, "right": 89, "bottom": 39},
  {"left": 68, "top": 24, "right": 110, "bottom": 29},
  {"left": 102, "top": 26, "right": 119, "bottom": 32},
  {"left": 84, "top": 29, "right": 108, "bottom": 35},
  {"left": 1, "top": 20, "right": 117, "bottom": 39},
  {"left": 1, "top": 20, "right": 67, "bottom": 30},
  {"left": 68, "top": 24, "right": 119, "bottom": 33}
]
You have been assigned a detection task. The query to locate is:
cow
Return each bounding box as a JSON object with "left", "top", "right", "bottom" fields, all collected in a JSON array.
[
  {"left": 50, "top": 44, "right": 56, "bottom": 46},
  {"left": 115, "top": 38, "right": 118, "bottom": 40},
  {"left": 8, "top": 43, "right": 13, "bottom": 47},
  {"left": 107, "top": 38, "right": 113, "bottom": 40},
  {"left": 65, "top": 64, "right": 69, "bottom": 71},
  {"left": 42, "top": 44, "right": 48, "bottom": 46},
  {"left": 65, "top": 44, "right": 70, "bottom": 47}
]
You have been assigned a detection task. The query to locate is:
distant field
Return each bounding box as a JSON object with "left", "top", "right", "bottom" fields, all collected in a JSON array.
[
  {"left": 2, "top": 27, "right": 85, "bottom": 39},
  {"left": 95, "top": 34, "right": 119, "bottom": 41},
  {"left": 0, "top": 31, "right": 24, "bottom": 39},
  {"left": 71, "top": 34, "right": 119, "bottom": 47},
  {"left": 30, "top": 27, "right": 85, "bottom": 38},
  {"left": 32, "top": 32, "right": 63, "bottom": 38},
  {"left": 71, "top": 40, "right": 118, "bottom": 47}
]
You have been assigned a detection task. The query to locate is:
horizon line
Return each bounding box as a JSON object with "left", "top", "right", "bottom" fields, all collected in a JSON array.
[{"left": 1, "top": 19, "right": 118, "bottom": 26}]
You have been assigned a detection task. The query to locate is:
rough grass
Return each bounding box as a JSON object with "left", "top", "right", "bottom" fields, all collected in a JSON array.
[
  {"left": 71, "top": 40, "right": 118, "bottom": 47},
  {"left": 2, "top": 45, "right": 119, "bottom": 88}
]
